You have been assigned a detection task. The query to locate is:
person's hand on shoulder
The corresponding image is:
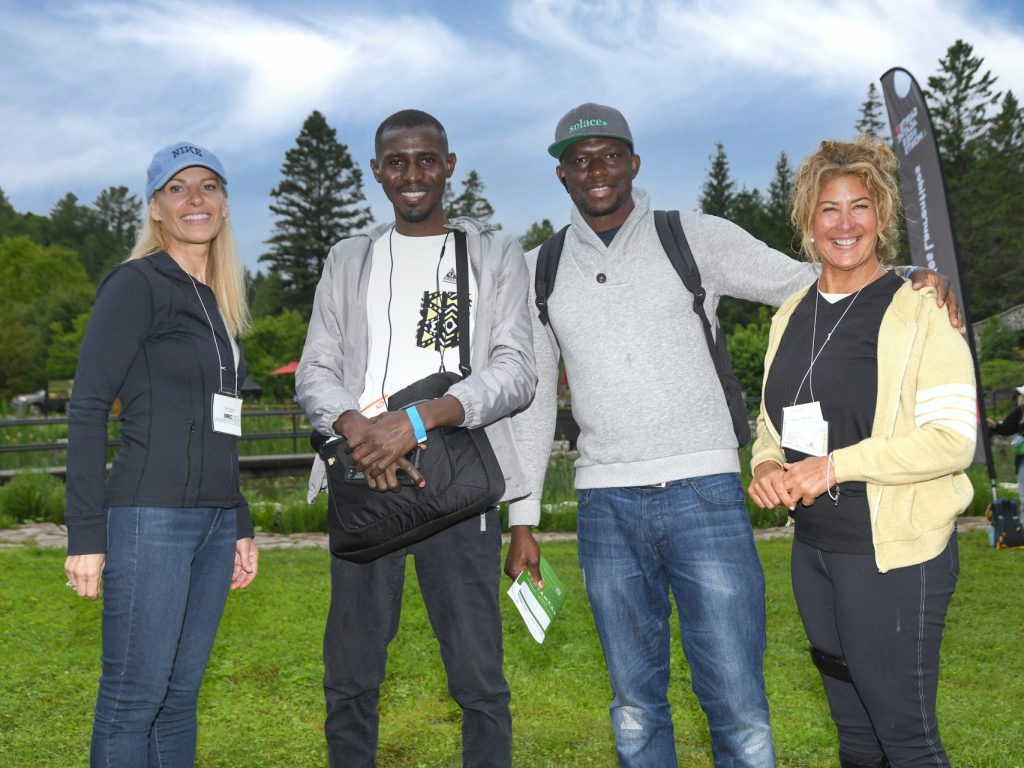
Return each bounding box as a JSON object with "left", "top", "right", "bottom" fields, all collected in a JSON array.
[{"left": 906, "top": 268, "right": 963, "bottom": 332}]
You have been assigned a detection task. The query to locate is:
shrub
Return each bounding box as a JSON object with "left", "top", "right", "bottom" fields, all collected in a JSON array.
[
  {"left": 0, "top": 471, "right": 66, "bottom": 524},
  {"left": 250, "top": 495, "right": 328, "bottom": 534}
]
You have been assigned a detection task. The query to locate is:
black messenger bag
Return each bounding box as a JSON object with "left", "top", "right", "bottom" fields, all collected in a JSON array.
[{"left": 311, "top": 230, "right": 505, "bottom": 563}]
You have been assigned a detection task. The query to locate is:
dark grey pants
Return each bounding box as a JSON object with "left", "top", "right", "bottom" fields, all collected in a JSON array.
[
  {"left": 792, "top": 536, "right": 958, "bottom": 768},
  {"left": 323, "top": 507, "right": 511, "bottom": 768}
]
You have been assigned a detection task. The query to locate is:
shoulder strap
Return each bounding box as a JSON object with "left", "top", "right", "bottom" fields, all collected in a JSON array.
[
  {"left": 534, "top": 225, "right": 570, "bottom": 326},
  {"left": 653, "top": 209, "right": 703, "bottom": 301},
  {"left": 454, "top": 229, "right": 472, "bottom": 378},
  {"left": 653, "top": 209, "right": 730, "bottom": 391}
]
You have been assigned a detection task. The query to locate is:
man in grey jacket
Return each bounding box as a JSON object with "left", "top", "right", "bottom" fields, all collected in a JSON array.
[
  {"left": 508, "top": 103, "right": 957, "bottom": 768},
  {"left": 296, "top": 109, "right": 539, "bottom": 768}
]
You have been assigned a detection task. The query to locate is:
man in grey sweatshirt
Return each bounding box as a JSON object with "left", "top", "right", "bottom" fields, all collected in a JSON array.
[{"left": 508, "top": 103, "right": 956, "bottom": 768}]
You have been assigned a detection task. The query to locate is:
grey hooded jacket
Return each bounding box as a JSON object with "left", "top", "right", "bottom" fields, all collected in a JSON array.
[{"left": 295, "top": 217, "right": 538, "bottom": 523}]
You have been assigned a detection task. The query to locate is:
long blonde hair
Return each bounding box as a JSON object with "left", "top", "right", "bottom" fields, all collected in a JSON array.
[
  {"left": 790, "top": 134, "right": 902, "bottom": 268},
  {"left": 129, "top": 202, "right": 251, "bottom": 338}
]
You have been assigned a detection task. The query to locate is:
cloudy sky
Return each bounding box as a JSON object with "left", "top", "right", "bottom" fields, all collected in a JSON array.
[{"left": 3, "top": 0, "right": 1023, "bottom": 271}]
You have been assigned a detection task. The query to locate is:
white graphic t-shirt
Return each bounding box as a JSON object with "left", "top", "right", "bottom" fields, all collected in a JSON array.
[{"left": 359, "top": 229, "right": 477, "bottom": 416}]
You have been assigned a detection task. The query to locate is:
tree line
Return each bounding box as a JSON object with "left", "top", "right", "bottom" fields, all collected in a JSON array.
[
  {"left": 1, "top": 39, "right": 1019, "bottom": 405},
  {"left": 701, "top": 40, "right": 1024, "bottom": 406}
]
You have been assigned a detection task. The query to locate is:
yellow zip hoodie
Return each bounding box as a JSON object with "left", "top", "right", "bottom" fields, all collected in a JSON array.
[{"left": 752, "top": 281, "right": 977, "bottom": 572}]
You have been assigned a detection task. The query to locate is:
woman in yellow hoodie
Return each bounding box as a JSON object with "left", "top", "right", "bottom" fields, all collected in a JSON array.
[{"left": 748, "top": 136, "right": 976, "bottom": 768}]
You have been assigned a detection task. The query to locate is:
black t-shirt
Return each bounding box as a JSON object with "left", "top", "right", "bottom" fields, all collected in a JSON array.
[
  {"left": 764, "top": 271, "right": 901, "bottom": 553},
  {"left": 596, "top": 225, "right": 622, "bottom": 246}
]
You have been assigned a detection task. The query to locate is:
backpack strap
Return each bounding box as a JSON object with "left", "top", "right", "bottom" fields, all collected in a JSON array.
[
  {"left": 534, "top": 225, "right": 570, "bottom": 326},
  {"left": 454, "top": 229, "right": 472, "bottom": 378},
  {"left": 653, "top": 209, "right": 710, "bottom": 331},
  {"left": 655, "top": 207, "right": 720, "bottom": 364},
  {"left": 654, "top": 210, "right": 750, "bottom": 445}
]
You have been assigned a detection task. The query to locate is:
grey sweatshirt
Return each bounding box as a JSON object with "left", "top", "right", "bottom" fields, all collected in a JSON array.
[{"left": 508, "top": 188, "right": 817, "bottom": 524}]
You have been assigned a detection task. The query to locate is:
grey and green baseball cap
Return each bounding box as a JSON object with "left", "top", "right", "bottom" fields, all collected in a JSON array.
[{"left": 548, "top": 102, "right": 634, "bottom": 160}]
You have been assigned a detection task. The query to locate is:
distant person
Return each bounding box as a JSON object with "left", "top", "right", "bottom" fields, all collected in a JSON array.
[
  {"left": 749, "top": 135, "right": 976, "bottom": 768},
  {"left": 64, "top": 141, "right": 258, "bottom": 767},
  {"left": 987, "top": 385, "right": 1024, "bottom": 501},
  {"left": 509, "top": 103, "right": 959, "bottom": 768},
  {"left": 295, "top": 109, "right": 538, "bottom": 768}
]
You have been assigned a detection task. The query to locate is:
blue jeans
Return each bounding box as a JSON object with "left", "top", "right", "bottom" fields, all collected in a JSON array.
[
  {"left": 577, "top": 474, "right": 775, "bottom": 768},
  {"left": 91, "top": 506, "right": 236, "bottom": 768}
]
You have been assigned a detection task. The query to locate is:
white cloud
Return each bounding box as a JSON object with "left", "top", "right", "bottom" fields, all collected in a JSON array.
[
  {"left": 1, "top": 0, "right": 1021, "bottom": 261},
  {"left": 0, "top": 0, "right": 525, "bottom": 192},
  {"left": 506, "top": 0, "right": 1024, "bottom": 123}
]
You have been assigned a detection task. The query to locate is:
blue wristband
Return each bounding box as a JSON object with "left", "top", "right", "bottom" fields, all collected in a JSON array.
[
  {"left": 903, "top": 265, "right": 918, "bottom": 279},
  {"left": 405, "top": 405, "right": 428, "bottom": 444}
]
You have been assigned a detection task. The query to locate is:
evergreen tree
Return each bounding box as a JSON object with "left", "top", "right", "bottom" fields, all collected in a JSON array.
[
  {"left": 0, "top": 188, "right": 15, "bottom": 223},
  {"left": 987, "top": 90, "right": 1024, "bottom": 161},
  {"left": 729, "top": 187, "right": 766, "bottom": 241},
  {"left": 93, "top": 186, "right": 140, "bottom": 254},
  {"left": 92, "top": 186, "right": 141, "bottom": 277},
  {"left": 699, "top": 143, "right": 736, "bottom": 218},
  {"left": 699, "top": 144, "right": 762, "bottom": 331},
  {"left": 520, "top": 219, "right": 556, "bottom": 252},
  {"left": 925, "top": 41, "right": 1023, "bottom": 319},
  {"left": 926, "top": 40, "right": 1000, "bottom": 194},
  {"left": 854, "top": 83, "right": 887, "bottom": 138},
  {"left": 960, "top": 90, "right": 1024, "bottom": 317},
  {"left": 262, "top": 110, "right": 373, "bottom": 315},
  {"left": 763, "top": 152, "right": 797, "bottom": 254},
  {"left": 49, "top": 193, "right": 98, "bottom": 245},
  {"left": 47, "top": 193, "right": 117, "bottom": 283},
  {"left": 445, "top": 170, "right": 496, "bottom": 224}
]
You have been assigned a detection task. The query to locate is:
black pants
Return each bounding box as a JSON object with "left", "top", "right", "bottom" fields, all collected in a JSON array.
[
  {"left": 323, "top": 507, "right": 511, "bottom": 768},
  {"left": 791, "top": 536, "right": 958, "bottom": 768}
]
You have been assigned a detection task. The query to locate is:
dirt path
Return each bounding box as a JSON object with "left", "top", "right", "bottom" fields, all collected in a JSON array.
[{"left": 0, "top": 518, "right": 991, "bottom": 551}]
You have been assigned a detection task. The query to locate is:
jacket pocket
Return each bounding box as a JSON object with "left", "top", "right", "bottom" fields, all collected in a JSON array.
[{"left": 876, "top": 485, "right": 919, "bottom": 543}]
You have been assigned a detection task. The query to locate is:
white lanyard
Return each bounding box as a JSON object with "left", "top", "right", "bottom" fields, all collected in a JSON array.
[
  {"left": 187, "top": 275, "right": 242, "bottom": 436},
  {"left": 187, "top": 274, "right": 238, "bottom": 396},
  {"left": 781, "top": 265, "right": 881, "bottom": 460},
  {"left": 791, "top": 264, "right": 881, "bottom": 406}
]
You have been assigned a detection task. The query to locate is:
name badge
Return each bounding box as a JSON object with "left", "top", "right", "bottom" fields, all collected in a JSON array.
[
  {"left": 212, "top": 393, "right": 243, "bottom": 436},
  {"left": 781, "top": 401, "right": 828, "bottom": 457}
]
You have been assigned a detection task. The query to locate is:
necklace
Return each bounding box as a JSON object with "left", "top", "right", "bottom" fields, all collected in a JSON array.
[{"left": 792, "top": 263, "right": 882, "bottom": 405}]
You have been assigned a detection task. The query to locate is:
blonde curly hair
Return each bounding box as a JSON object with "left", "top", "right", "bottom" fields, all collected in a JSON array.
[{"left": 790, "top": 134, "right": 902, "bottom": 268}]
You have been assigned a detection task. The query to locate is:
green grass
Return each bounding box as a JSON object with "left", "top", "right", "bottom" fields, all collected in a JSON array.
[{"left": 2, "top": 532, "right": 1021, "bottom": 767}]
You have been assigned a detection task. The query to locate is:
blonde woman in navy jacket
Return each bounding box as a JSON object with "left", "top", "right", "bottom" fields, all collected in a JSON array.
[
  {"left": 64, "top": 142, "right": 258, "bottom": 767},
  {"left": 749, "top": 136, "right": 975, "bottom": 768}
]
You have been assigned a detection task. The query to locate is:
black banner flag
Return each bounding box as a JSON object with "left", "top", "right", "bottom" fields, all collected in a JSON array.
[{"left": 880, "top": 67, "right": 992, "bottom": 477}]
